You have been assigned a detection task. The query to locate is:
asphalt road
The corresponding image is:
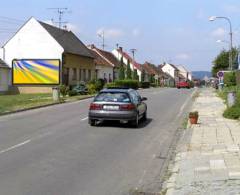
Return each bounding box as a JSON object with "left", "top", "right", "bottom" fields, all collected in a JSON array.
[{"left": 0, "top": 88, "right": 194, "bottom": 195}]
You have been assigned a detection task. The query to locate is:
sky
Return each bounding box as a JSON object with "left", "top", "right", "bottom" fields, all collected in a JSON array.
[{"left": 1, "top": 0, "right": 240, "bottom": 71}]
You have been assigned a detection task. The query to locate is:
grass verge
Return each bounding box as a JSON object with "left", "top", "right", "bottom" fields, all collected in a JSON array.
[{"left": 0, "top": 93, "right": 93, "bottom": 115}]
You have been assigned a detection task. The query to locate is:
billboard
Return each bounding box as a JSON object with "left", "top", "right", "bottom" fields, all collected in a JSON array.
[{"left": 12, "top": 59, "right": 60, "bottom": 85}]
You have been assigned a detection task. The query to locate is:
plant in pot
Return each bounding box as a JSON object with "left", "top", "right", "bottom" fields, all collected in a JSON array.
[{"left": 189, "top": 111, "right": 199, "bottom": 124}]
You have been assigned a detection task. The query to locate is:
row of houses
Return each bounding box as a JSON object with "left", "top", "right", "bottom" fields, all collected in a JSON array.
[{"left": 0, "top": 17, "right": 192, "bottom": 94}]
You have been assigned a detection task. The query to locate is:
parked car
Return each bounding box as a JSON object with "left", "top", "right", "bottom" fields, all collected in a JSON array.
[
  {"left": 71, "top": 84, "right": 88, "bottom": 95},
  {"left": 176, "top": 81, "right": 190, "bottom": 89},
  {"left": 88, "top": 87, "right": 148, "bottom": 127}
]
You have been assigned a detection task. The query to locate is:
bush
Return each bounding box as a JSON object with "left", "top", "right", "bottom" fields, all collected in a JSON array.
[
  {"left": 88, "top": 79, "right": 105, "bottom": 92},
  {"left": 150, "top": 83, "right": 157, "bottom": 87},
  {"left": 68, "top": 90, "right": 78, "bottom": 96},
  {"left": 86, "top": 83, "right": 97, "bottom": 95},
  {"left": 140, "top": 82, "right": 150, "bottom": 88},
  {"left": 59, "top": 85, "right": 69, "bottom": 97},
  {"left": 104, "top": 82, "right": 116, "bottom": 88},
  {"left": 224, "top": 71, "right": 236, "bottom": 87},
  {"left": 115, "top": 80, "right": 139, "bottom": 89},
  {"left": 223, "top": 104, "right": 240, "bottom": 119}
]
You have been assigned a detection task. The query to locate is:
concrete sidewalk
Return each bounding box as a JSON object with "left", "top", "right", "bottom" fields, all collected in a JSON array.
[{"left": 163, "top": 88, "right": 240, "bottom": 195}]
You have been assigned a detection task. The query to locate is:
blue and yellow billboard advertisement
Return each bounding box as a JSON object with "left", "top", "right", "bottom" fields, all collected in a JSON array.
[{"left": 12, "top": 59, "right": 60, "bottom": 85}]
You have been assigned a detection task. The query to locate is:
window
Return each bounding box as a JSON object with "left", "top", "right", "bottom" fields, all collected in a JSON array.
[
  {"left": 88, "top": 70, "right": 91, "bottom": 81},
  {"left": 83, "top": 69, "right": 86, "bottom": 81},
  {"left": 79, "top": 69, "right": 82, "bottom": 81},
  {"left": 72, "top": 68, "right": 77, "bottom": 80},
  {"left": 95, "top": 92, "right": 131, "bottom": 103}
]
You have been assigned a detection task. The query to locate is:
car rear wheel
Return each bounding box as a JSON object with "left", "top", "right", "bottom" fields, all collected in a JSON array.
[
  {"left": 89, "top": 119, "right": 96, "bottom": 126},
  {"left": 142, "top": 111, "right": 147, "bottom": 121},
  {"left": 131, "top": 114, "right": 139, "bottom": 128}
]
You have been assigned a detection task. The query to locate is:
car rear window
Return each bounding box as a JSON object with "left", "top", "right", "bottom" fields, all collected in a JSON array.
[{"left": 94, "top": 92, "right": 131, "bottom": 103}]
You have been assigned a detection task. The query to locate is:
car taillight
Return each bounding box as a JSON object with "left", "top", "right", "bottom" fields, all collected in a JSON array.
[
  {"left": 90, "top": 103, "right": 102, "bottom": 110},
  {"left": 120, "top": 104, "right": 135, "bottom": 110}
]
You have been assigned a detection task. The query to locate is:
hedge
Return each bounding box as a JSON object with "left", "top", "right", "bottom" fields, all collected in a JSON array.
[{"left": 104, "top": 80, "right": 139, "bottom": 89}]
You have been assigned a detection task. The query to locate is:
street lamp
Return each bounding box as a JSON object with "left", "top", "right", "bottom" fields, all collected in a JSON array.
[{"left": 209, "top": 16, "right": 233, "bottom": 70}]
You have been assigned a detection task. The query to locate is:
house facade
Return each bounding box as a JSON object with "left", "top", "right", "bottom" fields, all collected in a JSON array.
[
  {"left": 112, "top": 47, "right": 142, "bottom": 81},
  {"left": 177, "top": 65, "right": 192, "bottom": 81},
  {"left": 161, "top": 63, "right": 180, "bottom": 84},
  {"left": 142, "top": 62, "right": 159, "bottom": 83},
  {"left": 2, "top": 17, "right": 94, "bottom": 93},
  {"left": 88, "top": 45, "right": 119, "bottom": 82}
]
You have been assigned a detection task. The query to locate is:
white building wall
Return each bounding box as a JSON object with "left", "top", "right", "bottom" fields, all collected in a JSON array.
[
  {"left": 96, "top": 65, "right": 113, "bottom": 82},
  {"left": 3, "top": 17, "right": 64, "bottom": 67},
  {"left": 0, "top": 48, "right": 3, "bottom": 59},
  {"left": 162, "top": 63, "right": 175, "bottom": 78}
]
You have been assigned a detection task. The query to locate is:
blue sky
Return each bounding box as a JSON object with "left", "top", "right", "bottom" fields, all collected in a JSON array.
[{"left": 1, "top": 0, "right": 240, "bottom": 71}]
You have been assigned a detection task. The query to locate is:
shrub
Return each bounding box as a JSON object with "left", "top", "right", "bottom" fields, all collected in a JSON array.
[
  {"left": 59, "top": 85, "right": 69, "bottom": 97},
  {"left": 150, "top": 83, "right": 157, "bottom": 88},
  {"left": 86, "top": 83, "right": 97, "bottom": 94},
  {"left": 88, "top": 79, "right": 105, "bottom": 92},
  {"left": 68, "top": 90, "right": 78, "bottom": 96},
  {"left": 115, "top": 80, "right": 139, "bottom": 89},
  {"left": 189, "top": 111, "right": 199, "bottom": 118},
  {"left": 104, "top": 82, "right": 116, "bottom": 88},
  {"left": 223, "top": 105, "right": 240, "bottom": 119},
  {"left": 224, "top": 71, "right": 236, "bottom": 87},
  {"left": 140, "top": 81, "right": 150, "bottom": 88}
]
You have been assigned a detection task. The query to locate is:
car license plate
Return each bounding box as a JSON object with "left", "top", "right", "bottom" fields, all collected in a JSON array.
[{"left": 103, "top": 105, "right": 119, "bottom": 110}]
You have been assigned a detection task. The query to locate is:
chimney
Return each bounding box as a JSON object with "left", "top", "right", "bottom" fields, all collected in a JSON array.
[{"left": 119, "top": 47, "right": 123, "bottom": 52}]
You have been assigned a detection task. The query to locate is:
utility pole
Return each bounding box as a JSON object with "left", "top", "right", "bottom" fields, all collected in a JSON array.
[
  {"left": 130, "top": 48, "right": 137, "bottom": 63},
  {"left": 48, "top": 7, "right": 68, "bottom": 29}
]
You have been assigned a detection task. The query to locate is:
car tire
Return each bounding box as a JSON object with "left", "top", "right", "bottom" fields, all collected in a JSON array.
[
  {"left": 89, "top": 119, "right": 96, "bottom": 126},
  {"left": 142, "top": 111, "right": 147, "bottom": 121},
  {"left": 131, "top": 114, "right": 139, "bottom": 128}
]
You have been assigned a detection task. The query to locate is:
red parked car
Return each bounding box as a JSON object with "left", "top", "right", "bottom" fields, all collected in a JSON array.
[{"left": 176, "top": 81, "right": 190, "bottom": 89}]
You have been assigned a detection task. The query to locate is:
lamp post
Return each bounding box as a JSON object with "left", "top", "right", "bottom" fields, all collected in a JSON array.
[{"left": 209, "top": 16, "right": 233, "bottom": 70}]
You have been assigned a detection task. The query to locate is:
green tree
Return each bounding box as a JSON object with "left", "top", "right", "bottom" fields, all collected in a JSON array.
[
  {"left": 141, "top": 69, "right": 146, "bottom": 82},
  {"left": 119, "top": 57, "right": 125, "bottom": 80},
  {"left": 149, "top": 74, "right": 155, "bottom": 83},
  {"left": 126, "top": 59, "right": 132, "bottom": 79},
  {"left": 133, "top": 69, "right": 138, "bottom": 80},
  {"left": 212, "top": 47, "right": 238, "bottom": 76}
]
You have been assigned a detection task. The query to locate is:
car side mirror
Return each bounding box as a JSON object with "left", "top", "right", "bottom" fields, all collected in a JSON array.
[{"left": 141, "top": 97, "right": 147, "bottom": 101}]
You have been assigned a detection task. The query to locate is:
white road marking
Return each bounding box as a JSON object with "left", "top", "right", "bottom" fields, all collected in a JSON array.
[
  {"left": 81, "top": 117, "right": 88, "bottom": 121},
  {"left": 0, "top": 139, "right": 31, "bottom": 155}
]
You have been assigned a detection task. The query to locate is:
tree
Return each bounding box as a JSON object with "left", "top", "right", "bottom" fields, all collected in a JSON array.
[
  {"left": 212, "top": 47, "right": 238, "bottom": 77},
  {"left": 126, "top": 59, "right": 132, "bottom": 79},
  {"left": 141, "top": 69, "right": 146, "bottom": 82},
  {"left": 119, "top": 57, "right": 125, "bottom": 80},
  {"left": 133, "top": 69, "right": 138, "bottom": 80},
  {"left": 149, "top": 74, "right": 155, "bottom": 83}
]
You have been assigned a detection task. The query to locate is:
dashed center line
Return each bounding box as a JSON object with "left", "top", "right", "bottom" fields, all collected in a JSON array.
[
  {"left": 81, "top": 117, "right": 88, "bottom": 121},
  {"left": 0, "top": 139, "right": 31, "bottom": 155}
]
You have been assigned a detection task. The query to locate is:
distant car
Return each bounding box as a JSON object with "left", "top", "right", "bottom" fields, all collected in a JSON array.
[
  {"left": 72, "top": 84, "right": 88, "bottom": 95},
  {"left": 176, "top": 81, "right": 190, "bottom": 89},
  {"left": 88, "top": 87, "right": 147, "bottom": 127}
]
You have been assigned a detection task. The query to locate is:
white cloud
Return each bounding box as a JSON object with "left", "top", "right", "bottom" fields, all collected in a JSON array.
[
  {"left": 175, "top": 53, "right": 190, "bottom": 60},
  {"left": 132, "top": 28, "right": 140, "bottom": 37},
  {"left": 211, "top": 27, "right": 226, "bottom": 37},
  {"left": 96, "top": 28, "right": 124, "bottom": 39},
  {"left": 223, "top": 5, "right": 240, "bottom": 14}
]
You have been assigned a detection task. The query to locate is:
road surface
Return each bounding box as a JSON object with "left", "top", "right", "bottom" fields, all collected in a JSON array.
[{"left": 0, "top": 88, "right": 193, "bottom": 195}]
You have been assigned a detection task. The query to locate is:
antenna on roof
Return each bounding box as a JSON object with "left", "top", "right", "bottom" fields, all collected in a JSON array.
[
  {"left": 97, "top": 30, "right": 106, "bottom": 50},
  {"left": 47, "top": 7, "right": 70, "bottom": 29}
]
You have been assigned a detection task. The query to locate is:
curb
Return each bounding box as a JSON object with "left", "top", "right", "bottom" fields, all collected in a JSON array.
[{"left": 0, "top": 95, "right": 94, "bottom": 117}]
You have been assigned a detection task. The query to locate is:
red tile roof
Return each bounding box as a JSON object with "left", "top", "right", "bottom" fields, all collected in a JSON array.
[
  {"left": 142, "top": 62, "right": 158, "bottom": 75},
  {"left": 89, "top": 49, "right": 113, "bottom": 67}
]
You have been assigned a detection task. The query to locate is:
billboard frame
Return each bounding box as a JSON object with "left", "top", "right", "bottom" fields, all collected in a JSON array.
[{"left": 12, "top": 59, "right": 61, "bottom": 86}]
